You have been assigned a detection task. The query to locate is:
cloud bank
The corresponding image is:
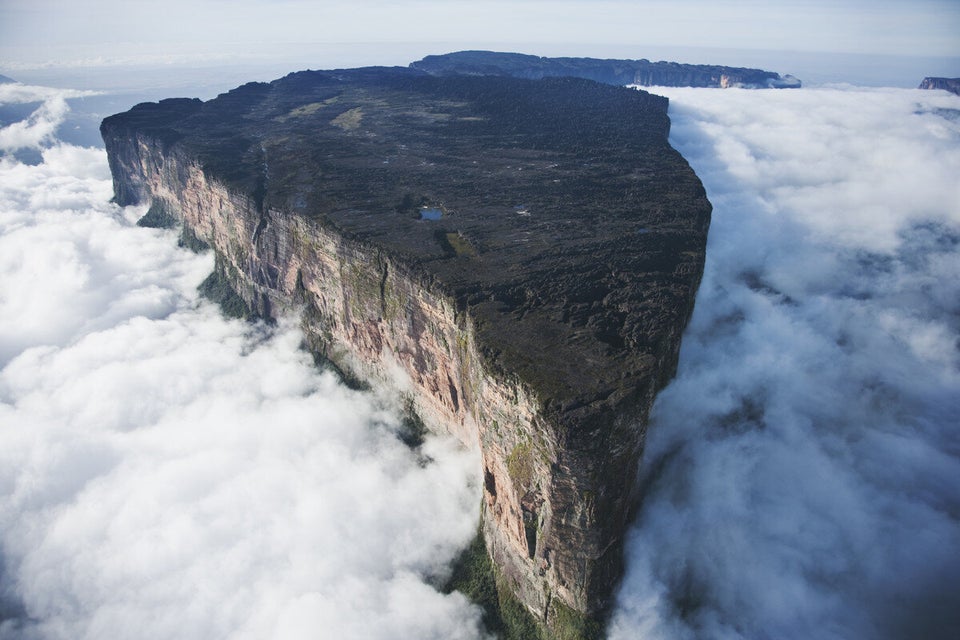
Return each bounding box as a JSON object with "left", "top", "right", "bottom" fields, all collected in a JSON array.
[
  {"left": 0, "top": 84, "right": 99, "bottom": 152},
  {"left": 4, "top": 77, "right": 960, "bottom": 640},
  {"left": 0, "top": 86, "right": 485, "bottom": 640},
  {"left": 610, "top": 87, "right": 960, "bottom": 639}
]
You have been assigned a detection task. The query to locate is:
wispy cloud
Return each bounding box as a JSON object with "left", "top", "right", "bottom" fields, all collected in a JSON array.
[{"left": 0, "top": 84, "right": 100, "bottom": 151}]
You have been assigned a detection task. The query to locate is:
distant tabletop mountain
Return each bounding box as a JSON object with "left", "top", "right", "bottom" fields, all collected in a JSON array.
[
  {"left": 410, "top": 50, "right": 801, "bottom": 89},
  {"left": 0, "top": 74, "right": 16, "bottom": 84},
  {"left": 919, "top": 77, "right": 960, "bottom": 96}
]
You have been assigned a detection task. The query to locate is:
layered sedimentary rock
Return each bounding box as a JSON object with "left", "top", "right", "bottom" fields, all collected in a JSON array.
[
  {"left": 412, "top": 50, "right": 801, "bottom": 88},
  {"left": 919, "top": 77, "right": 960, "bottom": 96},
  {"left": 101, "top": 65, "right": 710, "bottom": 637}
]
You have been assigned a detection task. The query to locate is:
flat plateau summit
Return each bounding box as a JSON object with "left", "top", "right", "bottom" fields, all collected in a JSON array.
[{"left": 102, "top": 63, "right": 710, "bottom": 638}]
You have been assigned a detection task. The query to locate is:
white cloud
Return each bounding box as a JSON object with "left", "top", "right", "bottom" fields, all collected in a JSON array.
[
  {"left": 0, "top": 97, "right": 67, "bottom": 150},
  {"left": 0, "top": 84, "right": 100, "bottom": 151},
  {"left": 5, "top": 75, "right": 960, "bottom": 640},
  {"left": 610, "top": 87, "right": 960, "bottom": 640},
  {"left": 0, "top": 90, "right": 485, "bottom": 640},
  {"left": 0, "top": 144, "right": 205, "bottom": 364},
  {"left": 0, "top": 84, "right": 99, "bottom": 104}
]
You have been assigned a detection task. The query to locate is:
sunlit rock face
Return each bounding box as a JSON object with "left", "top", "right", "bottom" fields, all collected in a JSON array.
[{"left": 101, "top": 66, "right": 710, "bottom": 638}]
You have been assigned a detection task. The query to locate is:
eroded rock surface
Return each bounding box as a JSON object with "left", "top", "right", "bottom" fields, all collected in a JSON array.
[{"left": 101, "top": 65, "right": 710, "bottom": 638}]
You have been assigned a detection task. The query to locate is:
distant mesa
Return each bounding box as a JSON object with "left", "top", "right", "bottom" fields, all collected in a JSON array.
[
  {"left": 919, "top": 77, "right": 960, "bottom": 96},
  {"left": 411, "top": 50, "right": 801, "bottom": 89}
]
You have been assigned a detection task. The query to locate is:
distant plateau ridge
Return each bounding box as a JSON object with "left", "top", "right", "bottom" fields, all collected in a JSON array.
[
  {"left": 410, "top": 50, "right": 802, "bottom": 89},
  {"left": 919, "top": 77, "right": 960, "bottom": 96}
]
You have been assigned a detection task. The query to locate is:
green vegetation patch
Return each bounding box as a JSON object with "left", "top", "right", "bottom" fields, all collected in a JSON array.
[
  {"left": 444, "top": 527, "right": 543, "bottom": 640},
  {"left": 445, "top": 524, "right": 605, "bottom": 639},
  {"left": 397, "top": 397, "right": 427, "bottom": 449},
  {"left": 507, "top": 440, "right": 535, "bottom": 493},
  {"left": 441, "top": 232, "right": 477, "bottom": 258},
  {"left": 198, "top": 261, "right": 249, "bottom": 319},
  {"left": 331, "top": 107, "right": 363, "bottom": 130},
  {"left": 178, "top": 225, "right": 210, "bottom": 253},
  {"left": 277, "top": 101, "right": 326, "bottom": 122},
  {"left": 549, "top": 599, "right": 604, "bottom": 640},
  {"left": 137, "top": 200, "right": 178, "bottom": 229}
]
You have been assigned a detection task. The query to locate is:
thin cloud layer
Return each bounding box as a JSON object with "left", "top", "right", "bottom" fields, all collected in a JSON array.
[
  {"left": 0, "top": 89, "right": 485, "bottom": 640},
  {"left": 610, "top": 87, "right": 960, "bottom": 640},
  {"left": 0, "top": 84, "right": 99, "bottom": 151}
]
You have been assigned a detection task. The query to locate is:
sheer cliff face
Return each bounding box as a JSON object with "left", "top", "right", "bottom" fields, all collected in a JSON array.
[{"left": 102, "top": 67, "right": 710, "bottom": 637}]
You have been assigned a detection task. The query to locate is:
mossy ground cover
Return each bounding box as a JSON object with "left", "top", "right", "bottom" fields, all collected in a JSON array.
[
  {"left": 444, "top": 525, "right": 606, "bottom": 639},
  {"left": 444, "top": 527, "right": 543, "bottom": 640},
  {"left": 136, "top": 200, "right": 178, "bottom": 229},
  {"left": 198, "top": 265, "right": 249, "bottom": 319}
]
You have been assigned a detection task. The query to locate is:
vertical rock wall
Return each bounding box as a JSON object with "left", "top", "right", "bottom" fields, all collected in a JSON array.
[{"left": 103, "top": 131, "right": 657, "bottom": 635}]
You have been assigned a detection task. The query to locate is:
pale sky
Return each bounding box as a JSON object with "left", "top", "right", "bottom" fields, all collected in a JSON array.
[{"left": 2, "top": 0, "right": 958, "bottom": 70}]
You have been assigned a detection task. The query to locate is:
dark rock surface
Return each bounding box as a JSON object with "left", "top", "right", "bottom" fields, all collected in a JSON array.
[
  {"left": 919, "top": 77, "right": 960, "bottom": 96},
  {"left": 412, "top": 50, "right": 801, "bottom": 88},
  {"left": 101, "top": 64, "right": 710, "bottom": 638}
]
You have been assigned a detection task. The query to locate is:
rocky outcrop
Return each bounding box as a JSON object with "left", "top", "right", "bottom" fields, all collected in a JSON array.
[
  {"left": 919, "top": 77, "right": 960, "bottom": 96},
  {"left": 101, "top": 66, "right": 710, "bottom": 638},
  {"left": 412, "top": 50, "right": 801, "bottom": 89}
]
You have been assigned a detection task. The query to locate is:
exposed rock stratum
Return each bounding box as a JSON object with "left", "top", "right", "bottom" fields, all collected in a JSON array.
[{"left": 101, "top": 64, "right": 711, "bottom": 638}]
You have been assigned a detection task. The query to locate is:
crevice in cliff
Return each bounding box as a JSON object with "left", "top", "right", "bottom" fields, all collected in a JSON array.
[
  {"left": 252, "top": 212, "right": 269, "bottom": 246},
  {"left": 484, "top": 469, "right": 498, "bottom": 498},
  {"left": 447, "top": 374, "right": 460, "bottom": 413},
  {"left": 522, "top": 507, "right": 538, "bottom": 559},
  {"left": 378, "top": 256, "right": 390, "bottom": 319}
]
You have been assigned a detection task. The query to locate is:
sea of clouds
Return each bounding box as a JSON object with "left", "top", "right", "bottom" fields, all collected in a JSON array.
[
  {"left": 1, "top": 77, "right": 959, "bottom": 640},
  {"left": 0, "top": 83, "right": 485, "bottom": 640},
  {"left": 610, "top": 86, "right": 960, "bottom": 640}
]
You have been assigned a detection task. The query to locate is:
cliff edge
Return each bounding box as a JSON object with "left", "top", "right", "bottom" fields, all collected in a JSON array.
[{"left": 101, "top": 65, "right": 710, "bottom": 638}]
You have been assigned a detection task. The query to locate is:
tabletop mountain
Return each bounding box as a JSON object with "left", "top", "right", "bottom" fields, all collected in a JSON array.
[{"left": 101, "top": 63, "right": 710, "bottom": 639}]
